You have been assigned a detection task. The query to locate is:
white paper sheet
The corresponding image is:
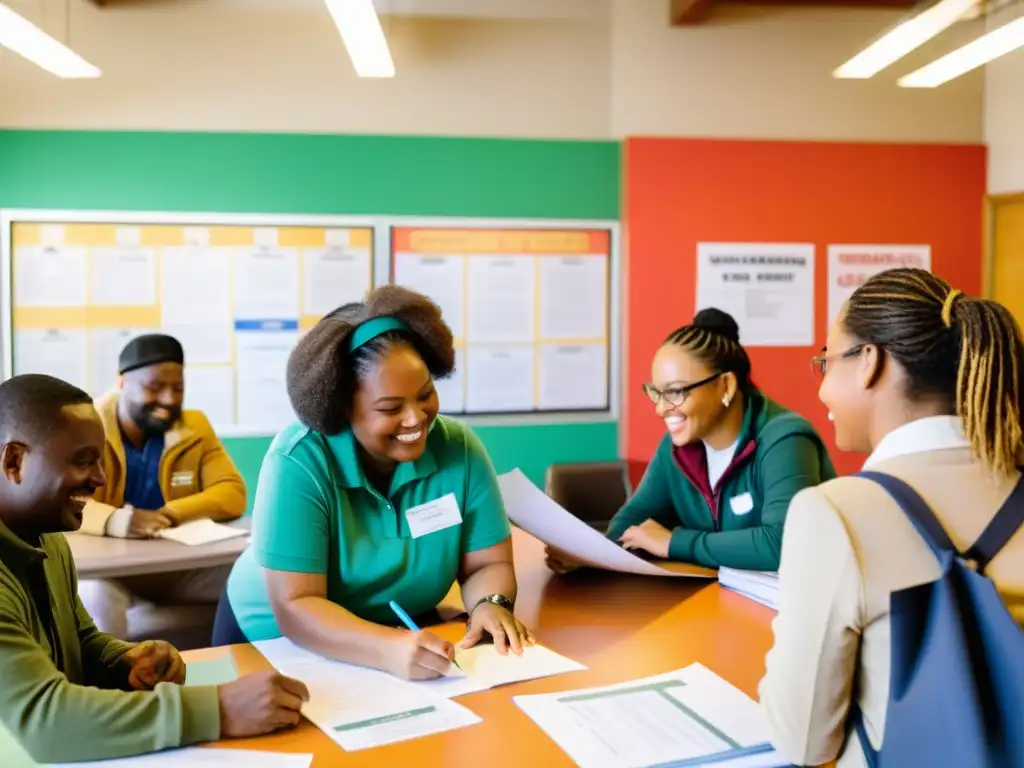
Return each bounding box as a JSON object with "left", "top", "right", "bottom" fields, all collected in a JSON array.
[
  {"left": 434, "top": 347, "right": 466, "bottom": 414},
  {"left": 419, "top": 643, "right": 587, "bottom": 699},
  {"left": 696, "top": 243, "right": 815, "bottom": 348},
  {"left": 827, "top": 244, "right": 931, "bottom": 324},
  {"left": 498, "top": 469, "right": 712, "bottom": 579},
  {"left": 14, "top": 246, "right": 88, "bottom": 307},
  {"left": 14, "top": 329, "right": 89, "bottom": 391},
  {"left": 538, "top": 344, "right": 608, "bottom": 411},
  {"left": 90, "top": 247, "right": 157, "bottom": 306},
  {"left": 539, "top": 255, "right": 608, "bottom": 340},
  {"left": 514, "top": 663, "right": 785, "bottom": 768},
  {"left": 466, "top": 256, "right": 535, "bottom": 344},
  {"left": 718, "top": 569, "right": 779, "bottom": 611},
  {"left": 235, "top": 329, "right": 298, "bottom": 430},
  {"left": 161, "top": 247, "right": 233, "bottom": 364},
  {"left": 465, "top": 346, "right": 535, "bottom": 413},
  {"left": 252, "top": 638, "right": 481, "bottom": 752},
  {"left": 156, "top": 519, "right": 250, "bottom": 546},
  {"left": 393, "top": 253, "right": 465, "bottom": 339},
  {"left": 184, "top": 366, "right": 236, "bottom": 427},
  {"left": 89, "top": 328, "right": 157, "bottom": 396},
  {"left": 301, "top": 247, "right": 372, "bottom": 316},
  {"left": 235, "top": 247, "right": 300, "bottom": 320}
]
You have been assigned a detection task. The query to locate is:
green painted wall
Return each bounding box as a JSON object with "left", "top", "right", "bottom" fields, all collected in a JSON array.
[{"left": 0, "top": 130, "right": 621, "bottom": 502}]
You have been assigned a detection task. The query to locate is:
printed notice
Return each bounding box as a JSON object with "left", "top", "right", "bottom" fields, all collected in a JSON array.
[
  {"left": 161, "top": 246, "right": 233, "bottom": 364},
  {"left": 465, "top": 346, "right": 535, "bottom": 413},
  {"left": 302, "top": 246, "right": 372, "bottom": 316},
  {"left": 540, "top": 255, "right": 608, "bottom": 340},
  {"left": 184, "top": 366, "right": 236, "bottom": 427},
  {"left": 466, "top": 256, "right": 535, "bottom": 344},
  {"left": 235, "top": 247, "right": 300, "bottom": 321},
  {"left": 393, "top": 254, "right": 465, "bottom": 339},
  {"left": 827, "top": 244, "right": 931, "bottom": 323},
  {"left": 89, "top": 328, "right": 158, "bottom": 396},
  {"left": 91, "top": 247, "right": 157, "bottom": 306},
  {"left": 14, "top": 246, "right": 88, "bottom": 307},
  {"left": 235, "top": 324, "right": 299, "bottom": 430},
  {"left": 434, "top": 347, "right": 466, "bottom": 414},
  {"left": 539, "top": 345, "right": 608, "bottom": 411},
  {"left": 15, "top": 329, "right": 89, "bottom": 391},
  {"left": 696, "top": 242, "right": 815, "bottom": 347}
]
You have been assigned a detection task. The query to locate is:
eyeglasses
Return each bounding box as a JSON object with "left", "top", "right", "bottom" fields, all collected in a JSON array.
[
  {"left": 811, "top": 344, "right": 865, "bottom": 377},
  {"left": 642, "top": 372, "right": 722, "bottom": 407}
]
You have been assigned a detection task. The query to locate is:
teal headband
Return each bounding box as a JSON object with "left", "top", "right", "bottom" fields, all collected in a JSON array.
[{"left": 348, "top": 316, "right": 410, "bottom": 352}]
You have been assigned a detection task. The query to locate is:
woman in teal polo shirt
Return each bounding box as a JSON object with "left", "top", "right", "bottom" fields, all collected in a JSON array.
[
  {"left": 548, "top": 308, "right": 836, "bottom": 573},
  {"left": 215, "top": 285, "right": 534, "bottom": 680}
]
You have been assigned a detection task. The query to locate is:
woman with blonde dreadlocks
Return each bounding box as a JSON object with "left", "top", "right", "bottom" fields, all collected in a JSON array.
[
  {"left": 546, "top": 308, "right": 835, "bottom": 573},
  {"left": 759, "top": 268, "right": 1024, "bottom": 767}
]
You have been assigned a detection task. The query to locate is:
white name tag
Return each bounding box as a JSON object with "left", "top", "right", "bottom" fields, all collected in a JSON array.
[
  {"left": 729, "top": 492, "right": 754, "bottom": 516},
  {"left": 405, "top": 493, "right": 462, "bottom": 539},
  {"left": 171, "top": 471, "right": 195, "bottom": 488}
]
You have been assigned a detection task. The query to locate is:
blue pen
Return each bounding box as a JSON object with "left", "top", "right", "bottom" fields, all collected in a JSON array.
[{"left": 388, "top": 600, "right": 462, "bottom": 671}]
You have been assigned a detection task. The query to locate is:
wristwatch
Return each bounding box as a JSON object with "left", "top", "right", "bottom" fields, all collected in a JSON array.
[{"left": 474, "top": 594, "right": 515, "bottom": 613}]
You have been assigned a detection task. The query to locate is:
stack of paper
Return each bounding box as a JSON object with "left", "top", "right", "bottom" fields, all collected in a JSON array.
[
  {"left": 498, "top": 469, "right": 715, "bottom": 579},
  {"left": 718, "top": 569, "right": 779, "bottom": 610},
  {"left": 513, "top": 664, "right": 790, "bottom": 767},
  {"left": 253, "top": 637, "right": 585, "bottom": 751},
  {"left": 156, "top": 518, "right": 250, "bottom": 546}
]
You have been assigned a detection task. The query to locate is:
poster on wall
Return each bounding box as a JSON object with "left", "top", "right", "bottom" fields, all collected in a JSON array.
[
  {"left": 696, "top": 242, "right": 815, "bottom": 347},
  {"left": 827, "top": 244, "right": 931, "bottom": 323}
]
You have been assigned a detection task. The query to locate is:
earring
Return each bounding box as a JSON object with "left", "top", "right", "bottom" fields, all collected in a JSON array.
[{"left": 722, "top": 395, "right": 731, "bottom": 407}]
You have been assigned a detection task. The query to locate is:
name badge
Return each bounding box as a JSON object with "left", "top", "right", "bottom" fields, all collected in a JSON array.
[
  {"left": 405, "top": 493, "right": 462, "bottom": 539},
  {"left": 171, "top": 471, "right": 195, "bottom": 488},
  {"left": 729, "top": 492, "right": 754, "bottom": 516}
]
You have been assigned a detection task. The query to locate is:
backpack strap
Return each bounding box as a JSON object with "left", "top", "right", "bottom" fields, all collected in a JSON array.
[
  {"left": 857, "top": 471, "right": 955, "bottom": 558},
  {"left": 965, "top": 474, "right": 1024, "bottom": 572}
]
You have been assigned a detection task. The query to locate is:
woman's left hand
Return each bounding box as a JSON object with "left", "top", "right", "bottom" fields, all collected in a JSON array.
[
  {"left": 619, "top": 518, "right": 672, "bottom": 559},
  {"left": 458, "top": 602, "right": 536, "bottom": 656}
]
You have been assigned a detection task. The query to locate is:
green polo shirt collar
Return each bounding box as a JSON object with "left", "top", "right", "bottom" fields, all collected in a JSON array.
[
  {"left": 326, "top": 426, "right": 439, "bottom": 497},
  {"left": 0, "top": 517, "right": 47, "bottom": 566}
]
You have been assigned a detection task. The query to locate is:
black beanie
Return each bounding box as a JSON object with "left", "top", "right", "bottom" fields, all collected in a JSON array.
[{"left": 118, "top": 334, "right": 185, "bottom": 375}]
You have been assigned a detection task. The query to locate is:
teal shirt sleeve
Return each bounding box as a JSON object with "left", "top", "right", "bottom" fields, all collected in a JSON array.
[
  {"left": 668, "top": 434, "right": 824, "bottom": 570},
  {"left": 605, "top": 445, "right": 676, "bottom": 541},
  {"left": 460, "top": 427, "right": 512, "bottom": 553},
  {"left": 253, "top": 451, "right": 331, "bottom": 574}
]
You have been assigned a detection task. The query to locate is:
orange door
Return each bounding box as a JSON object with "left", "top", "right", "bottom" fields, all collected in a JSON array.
[{"left": 990, "top": 195, "right": 1024, "bottom": 324}]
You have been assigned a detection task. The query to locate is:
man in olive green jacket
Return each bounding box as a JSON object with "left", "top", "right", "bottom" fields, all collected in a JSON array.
[{"left": 0, "top": 374, "right": 306, "bottom": 763}]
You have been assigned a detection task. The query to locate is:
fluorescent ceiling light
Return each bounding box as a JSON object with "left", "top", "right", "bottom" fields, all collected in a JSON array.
[
  {"left": 0, "top": 3, "right": 100, "bottom": 79},
  {"left": 834, "top": 0, "right": 978, "bottom": 79},
  {"left": 900, "top": 15, "right": 1024, "bottom": 87},
  {"left": 324, "top": 0, "right": 395, "bottom": 78}
]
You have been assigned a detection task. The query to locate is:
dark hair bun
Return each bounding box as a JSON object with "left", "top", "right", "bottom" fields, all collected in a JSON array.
[{"left": 692, "top": 307, "right": 740, "bottom": 343}]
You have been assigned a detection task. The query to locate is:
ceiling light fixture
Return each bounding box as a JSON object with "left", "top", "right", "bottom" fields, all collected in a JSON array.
[
  {"left": 324, "top": 0, "right": 395, "bottom": 78},
  {"left": 834, "top": 0, "right": 978, "bottom": 79},
  {"left": 0, "top": 2, "right": 100, "bottom": 79},
  {"left": 899, "top": 15, "right": 1024, "bottom": 87}
]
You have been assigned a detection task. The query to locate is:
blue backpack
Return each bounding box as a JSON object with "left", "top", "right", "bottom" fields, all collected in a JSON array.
[{"left": 851, "top": 471, "right": 1024, "bottom": 768}]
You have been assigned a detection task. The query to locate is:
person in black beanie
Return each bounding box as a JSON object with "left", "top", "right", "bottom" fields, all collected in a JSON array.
[{"left": 76, "top": 334, "right": 246, "bottom": 642}]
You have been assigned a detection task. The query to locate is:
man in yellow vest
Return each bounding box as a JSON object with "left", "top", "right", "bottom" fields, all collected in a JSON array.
[{"left": 78, "top": 334, "right": 246, "bottom": 638}]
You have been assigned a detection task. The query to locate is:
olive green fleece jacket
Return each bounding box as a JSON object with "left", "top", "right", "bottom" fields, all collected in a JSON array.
[
  {"left": 606, "top": 391, "right": 836, "bottom": 571},
  {"left": 0, "top": 518, "right": 220, "bottom": 763}
]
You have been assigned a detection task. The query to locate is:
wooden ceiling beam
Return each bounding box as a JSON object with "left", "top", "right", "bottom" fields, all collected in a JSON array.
[{"left": 671, "top": 0, "right": 717, "bottom": 25}]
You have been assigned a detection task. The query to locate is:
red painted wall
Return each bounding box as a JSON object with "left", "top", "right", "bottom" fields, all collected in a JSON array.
[{"left": 623, "top": 138, "right": 987, "bottom": 476}]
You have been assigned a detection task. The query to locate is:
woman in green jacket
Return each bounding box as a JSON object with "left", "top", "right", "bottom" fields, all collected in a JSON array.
[{"left": 549, "top": 308, "right": 835, "bottom": 572}]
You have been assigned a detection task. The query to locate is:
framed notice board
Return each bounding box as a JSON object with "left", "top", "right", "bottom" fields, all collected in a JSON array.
[
  {"left": 389, "top": 218, "right": 620, "bottom": 421},
  {"left": 0, "top": 210, "right": 378, "bottom": 437}
]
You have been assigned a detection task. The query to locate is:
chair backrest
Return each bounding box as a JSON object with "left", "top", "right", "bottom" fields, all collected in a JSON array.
[
  {"left": 851, "top": 470, "right": 1024, "bottom": 768},
  {"left": 544, "top": 461, "right": 630, "bottom": 530}
]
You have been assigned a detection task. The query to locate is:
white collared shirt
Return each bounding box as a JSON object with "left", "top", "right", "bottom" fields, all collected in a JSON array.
[{"left": 863, "top": 415, "right": 968, "bottom": 469}]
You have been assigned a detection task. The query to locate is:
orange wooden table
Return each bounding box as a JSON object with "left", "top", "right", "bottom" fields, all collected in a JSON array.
[{"left": 186, "top": 528, "right": 777, "bottom": 766}]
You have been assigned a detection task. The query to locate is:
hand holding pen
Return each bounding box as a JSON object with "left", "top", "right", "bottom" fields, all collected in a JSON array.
[{"left": 387, "top": 600, "right": 462, "bottom": 681}]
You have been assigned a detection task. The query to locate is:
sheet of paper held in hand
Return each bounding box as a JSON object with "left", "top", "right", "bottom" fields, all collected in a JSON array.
[
  {"left": 497, "top": 469, "right": 717, "bottom": 579},
  {"left": 514, "top": 663, "right": 790, "bottom": 768}
]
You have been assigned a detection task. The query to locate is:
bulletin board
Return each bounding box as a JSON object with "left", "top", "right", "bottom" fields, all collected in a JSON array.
[
  {"left": 0, "top": 211, "right": 376, "bottom": 437},
  {"left": 390, "top": 221, "right": 619, "bottom": 417}
]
